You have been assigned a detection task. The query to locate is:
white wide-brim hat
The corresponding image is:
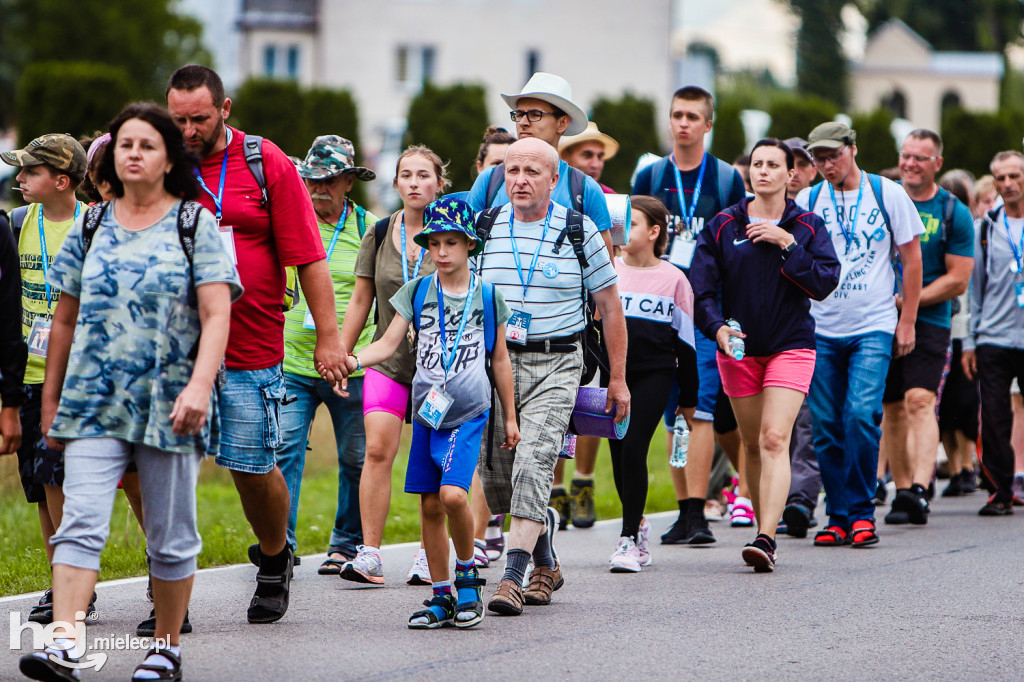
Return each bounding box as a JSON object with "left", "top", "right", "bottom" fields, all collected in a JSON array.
[{"left": 501, "top": 72, "right": 589, "bottom": 136}]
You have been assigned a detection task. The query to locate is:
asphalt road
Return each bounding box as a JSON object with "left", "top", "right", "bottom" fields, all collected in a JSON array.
[{"left": 3, "top": 489, "right": 1023, "bottom": 681}]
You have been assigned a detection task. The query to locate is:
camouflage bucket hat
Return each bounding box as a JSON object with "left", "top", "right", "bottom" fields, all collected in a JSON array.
[
  {"left": 414, "top": 196, "right": 484, "bottom": 256},
  {"left": 298, "top": 135, "right": 376, "bottom": 181},
  {"left": 1, "top": 133, "right": 88, "bottom": 183}
]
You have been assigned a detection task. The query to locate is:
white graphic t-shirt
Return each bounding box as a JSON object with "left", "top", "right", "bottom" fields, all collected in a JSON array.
[{"left": 797, "top": 175, "right": 923, "bottom": 337}]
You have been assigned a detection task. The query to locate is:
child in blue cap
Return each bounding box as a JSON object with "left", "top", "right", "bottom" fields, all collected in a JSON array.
[{"left": 345, "top": 197, "right": 519, "bottom": 628}]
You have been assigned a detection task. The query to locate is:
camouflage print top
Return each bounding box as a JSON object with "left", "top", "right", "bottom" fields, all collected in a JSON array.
[{"left": 46, "top": 202, "right": 242, "bottom": 454}]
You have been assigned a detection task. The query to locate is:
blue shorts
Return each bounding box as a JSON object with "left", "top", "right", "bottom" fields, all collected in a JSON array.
[
  {"left": 663, "top": 330, "right": 720, "bottom": 426},
  {"left": 404, "top": 411, "right": 489, "bottom": 494},
  {"left": 215, "top": 365, "right": 287, "bottom": 474}
]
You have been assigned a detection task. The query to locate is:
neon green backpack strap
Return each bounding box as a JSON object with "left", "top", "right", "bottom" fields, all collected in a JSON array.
[{"left": 284, "top": 266, "right": 300, "bottom": 311}]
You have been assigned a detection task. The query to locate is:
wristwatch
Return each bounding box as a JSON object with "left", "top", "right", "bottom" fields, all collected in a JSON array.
[{"left": 781, "top": 240, "right": 797, "bottom": 259}]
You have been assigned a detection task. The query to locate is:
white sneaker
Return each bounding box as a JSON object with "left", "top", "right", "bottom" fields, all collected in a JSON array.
[
  {"left": 340, "top": 545, "right": 384, "bottom": 585},
  {"left": 636, "top": 518, "right": 653, "bottom": 567},
  {"left": 609, "top": 537, "right": 642, "bottom": 573},
  {"left": 406, "top": 548, "right": 431, "bottom": 586}
]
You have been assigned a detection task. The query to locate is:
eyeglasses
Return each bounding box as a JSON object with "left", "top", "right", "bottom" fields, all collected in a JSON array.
[
  {"left": 812, "top": 146, "right": 847, "bottom": 167},
  {"left": 510, "top": 109, "right": 558, "bottom": 123},
  {"left": 898, "top": 152, "right": 939, "bottom": 164}
]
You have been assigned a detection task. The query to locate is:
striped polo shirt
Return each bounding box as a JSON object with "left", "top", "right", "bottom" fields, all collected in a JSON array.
[
  {"left": 283, "top": 203, "right": 377, "bottom": 378},
  {"left": 475, "top": 202, "right": 617, "bottom": 339}
]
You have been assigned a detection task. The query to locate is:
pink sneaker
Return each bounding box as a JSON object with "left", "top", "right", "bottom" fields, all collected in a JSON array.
[
  {"left": 609, "top": 537, "right": 642, "bottom": 573},
  {"left": 636, "top": 518, "right": 653, "bottom": 567}
]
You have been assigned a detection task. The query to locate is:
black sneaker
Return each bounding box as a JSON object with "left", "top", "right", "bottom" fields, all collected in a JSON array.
[
  {"left": 979, "top": 497, "right": 1014, "bottom": 516},
  {"left": 782, "top": 504, "right": 812, "bottom": 538},
  {"left": 27, "top": 589, "right": 53, "bottom": 624},
  {"left": 872, "top": 478, "right": 888, "bottom": 506},
  {"left": 741, "top": 535, "right": 776, "bottom": 572},
  {"left": 136, "top": 608, "right": 193, "bottom": 637},
  {"left": 960, "top": 469, "right": 979, "bottom": 493},
  {"left": 890, "top": 488, "right": 928, "bottom": 525},
  {"left": 549, "top": 487, "right": 570, "bottom": 530},
  {"left": 941, "top": 471, "right": 964, "bottom": 497},
  {"left": 660, "top": 512, "right": 690, "bottom": 544},
  {"left": 569, "top": 478, "right": 596, "bottom": 529},
  {"left": 681, "top": 513, "right": 716, "bottom": 545}
]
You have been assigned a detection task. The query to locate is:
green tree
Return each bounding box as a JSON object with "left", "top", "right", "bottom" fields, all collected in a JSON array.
[
  {"left": 850, "top": 107, "right": 896, "bottom": 174},
  {"left": 2, "top": 0, "right": 209, "bottom": 126},
  {"left": 709, "top": 95, "right": 746, "bottom": 164},
  {"left": 590, "top": 92, "right": 659, "bottom": 193},
  {"left": 15, "top": 62, "right": 134, "bottom": 145},
  {"left": 766, "top": 95, "right": 840, "bottom": 141},
  {"left": 942, "top": 107, "right": 1024, "bottom": 178},
  {"left": 405, "top": 82, "right": 488, "bottom": 193},
  {"left": 856, "top": 0, "right": 1023, "bottom": 52},
  {"left": 231, "top": 79, "right": 310, "bottom": 158},
  {"left": 783, "top": 0, "right": 849, "bottom": 107}
]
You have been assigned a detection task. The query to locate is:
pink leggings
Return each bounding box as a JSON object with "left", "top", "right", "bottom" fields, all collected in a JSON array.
[{"left": 362, "top": 368, "right": 410, "bottom": 419}]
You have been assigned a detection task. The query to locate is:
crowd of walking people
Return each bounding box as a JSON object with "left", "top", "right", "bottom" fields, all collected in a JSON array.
[{"left": 1, "top": 63, "right": 1022, "bottom": 680}]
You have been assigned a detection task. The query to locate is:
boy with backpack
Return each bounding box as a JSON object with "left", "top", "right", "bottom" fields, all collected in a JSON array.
[
  {"left": 342, "top": 197, "right": 519, "bottom": 629},
  {"left": 2, "top": 134, "right": 91, "bottom": 622}
]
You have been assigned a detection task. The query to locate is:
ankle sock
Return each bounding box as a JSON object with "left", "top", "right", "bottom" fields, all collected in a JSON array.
[
  {"left": 502, "top": 549, "right": 531, "bottom": 585},
  {"left": 573, "top": 473, "right": 594, "bottom": 481},
  {"left": 677, "top": 499, "right": 687, "bottom": 514},
  {"left": 532, "top": 516, "right": 557, "bottom": 569},
  {"left": 755, "top": 533, "right": 776, "bottom": 550},
  {"left": 133, "top": 645, "right": 181, "bottom": 680},
  {"left": 454, "top": 558, "right": 478, "bottom": 605},
  {"left": 259, "top": 546, "right": 290, "bottom": 575},
  {"left": 686, "top": 497, "right": 706, "bottom": 516},
  {"left": 484, "top": 515, "right": 503, "bottom": 540}
]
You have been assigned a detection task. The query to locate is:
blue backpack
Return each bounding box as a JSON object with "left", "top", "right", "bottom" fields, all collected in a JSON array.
[{"left": 410, "top": 276, "right": 498, "bottom": 356}]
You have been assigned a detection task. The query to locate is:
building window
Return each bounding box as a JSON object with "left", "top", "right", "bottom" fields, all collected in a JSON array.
[
  {"left": 526, "top": 50, "right": 540, "bottom": 82},
  {"left": 941, "top": 90, "right": 961, "bottom": 115},
  {"left": 263, "top": 45, "right": 276, "bottom": 77},
  {"left": 395, "top": 45, "right": 437, "bottom": 89},
  {"left": 287, "top": 46, "right": 300, "bottom": 78},
  {"left": 881, "top": 89, "right": 907, "bottom": 119}
]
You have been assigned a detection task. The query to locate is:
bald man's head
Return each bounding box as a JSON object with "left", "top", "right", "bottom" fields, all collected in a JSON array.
[{"left": 504, "top": 137, "right": 560, "bottom": 221}]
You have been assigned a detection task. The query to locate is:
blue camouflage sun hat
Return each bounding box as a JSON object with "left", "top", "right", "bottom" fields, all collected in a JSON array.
[{"left": 414, "top": 197, "right": 484, "bottom": 256}]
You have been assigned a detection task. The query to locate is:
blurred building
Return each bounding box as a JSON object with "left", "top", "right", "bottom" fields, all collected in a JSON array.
[
  {"left": 852, "top": 19, "right": 1003, "bottom": 132},
  {"left": 236, "top": 0, "right": 674, "bottom": 184}
]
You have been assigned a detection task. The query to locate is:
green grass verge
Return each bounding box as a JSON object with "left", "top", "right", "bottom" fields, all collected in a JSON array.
[{"left": 0, "top": 408, "right": 679, "bottom": 597}]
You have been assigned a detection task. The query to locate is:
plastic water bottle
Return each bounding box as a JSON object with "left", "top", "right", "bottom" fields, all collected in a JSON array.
[
  {"left": 726, "top": 318, "right": 745, "bottom": 360},
  {"left": 670, "top": 416, "right": 689, "bottom": 468},
  {"left": 559, "top": 433, "right": 577, "bottom": 460}
]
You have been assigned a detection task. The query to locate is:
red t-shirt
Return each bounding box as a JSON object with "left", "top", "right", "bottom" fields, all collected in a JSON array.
[{"left": 193, "top": 126, "right": 325, "bottom": 369}]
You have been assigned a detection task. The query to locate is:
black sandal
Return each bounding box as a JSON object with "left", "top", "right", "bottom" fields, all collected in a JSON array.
[
  {"left": 408, "top": 594, "right": 456, "bottom": 629},
  {"left": 19, "top": 648, "right": 80, "bottom": 682},
  {"left": 136, "top": 608, "right": 193, "bottom": 637},
  {"left": 454, "top": 573, "right": 487, "bottom": 629},
  {"left": 131, "top": 647, "right": 183, "bottom": 681},
  {"left": 247, "top": 547, "right": 294, "bottom": 624},
  {"left": 317, "top": 552, "right": 349, "bottom": 576}
]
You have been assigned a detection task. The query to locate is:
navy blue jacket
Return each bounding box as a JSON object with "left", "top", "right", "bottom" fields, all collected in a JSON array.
[{"left": 690, "top": 197, "right": 840, "bottom": 357}]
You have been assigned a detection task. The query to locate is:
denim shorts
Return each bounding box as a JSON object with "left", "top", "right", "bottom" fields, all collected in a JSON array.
[
  {"left": 17, "top": 384, "right": 65, "bottom": 503},
  {"left": 215, "top": 365, "right": 287, "bottom": 474}
]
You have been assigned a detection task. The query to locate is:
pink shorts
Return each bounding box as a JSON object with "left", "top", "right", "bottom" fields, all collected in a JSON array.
[
  {"left": 363, "top": 368, "right": 410, "bottom": 419},
  {"left": 717, "top": 348, "right": 817, "bottom": 398}
]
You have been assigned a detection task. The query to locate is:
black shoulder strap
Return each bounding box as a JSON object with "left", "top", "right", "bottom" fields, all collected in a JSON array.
[
  {"left": 551, "top": 209, "right": 589, "bottom": 270},
  {"left": 940, "top": 189, "right": 956, "bottom": 244},
  {"left": 473, "top": 206, "right": 503, "bottom": 272},
  {"left": 9, "top": 206, "right": 28, "bottom": 243},
  {"left": 485, "top": 164, "right": 505, "bottom": 208},
  {"left": 176, "top": 200, "right": 201, "bottom": 267},
  {"left": 373, "top": 217, "right": 389, "bottom": 253},
  {"left": 242, "top": 134, "right": 268, "bottom": 209},
  {"left": 81, "top": 202, "right": 109, "bottom": 254},
  {"left": 568, "top": 166, "right": 585, "bottom": 213}
]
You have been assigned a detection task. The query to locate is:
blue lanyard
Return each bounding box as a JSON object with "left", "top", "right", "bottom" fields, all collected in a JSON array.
[
  {"left": 505, "top": 199, "right": 552, "bottom": 301},
  {"left": 194, "top": 145, "right": 230, "bottom": 223},
  {"left": 324, "top": 201, "right": 349, "bottom": 261},
  {"left": 670, "top": 152, "right": 707, "bottom": 230},
  {"left": 827, "top": 172, "right": 865, "bottom": 250},
  {"left": 435, "top": 272, "right": 478, "bottom": 383},
  {"left": 1002, "top": 210, "right": 1024, "bottom": 272},
  {"left": 400, "top": 213, "right": 426, "bottom": 284},
  {"left": 38, "top": 203, "right": 81, "bottom": 308}
]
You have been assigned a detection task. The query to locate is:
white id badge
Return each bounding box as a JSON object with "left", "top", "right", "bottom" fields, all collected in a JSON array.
[
  {"left": 506, "top": 310, "right": 531, "bottom": 346},
  {"left": 418, "top": 384, "right": 454, "bottom": 429},
  {"left": 219, "top": 224, "right": 238, "bottom": 264},
  {"left": 668, "top": 236, "right": 697, "bottom": 269},
  {"left": 27, "top": 317, "right": 52, "bottom": 357},
  {"left": 303, "top": 310, "right": 316, "bottom": 330}
]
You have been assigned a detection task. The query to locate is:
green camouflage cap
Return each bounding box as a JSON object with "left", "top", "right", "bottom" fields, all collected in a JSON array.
[
  {"left": 298, "top": 135, "right": 376, "bottom": 182},
  {"left": 2, "top": 133, "right": 88, "bottom": 183}
]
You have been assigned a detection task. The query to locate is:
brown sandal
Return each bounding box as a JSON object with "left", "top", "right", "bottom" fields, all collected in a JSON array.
[
  {"left": 487, "top": 578, "right": 524, "bottom": 616},
  {"left": 523, "top": 561, "right": 563, "bottom": 605}
]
